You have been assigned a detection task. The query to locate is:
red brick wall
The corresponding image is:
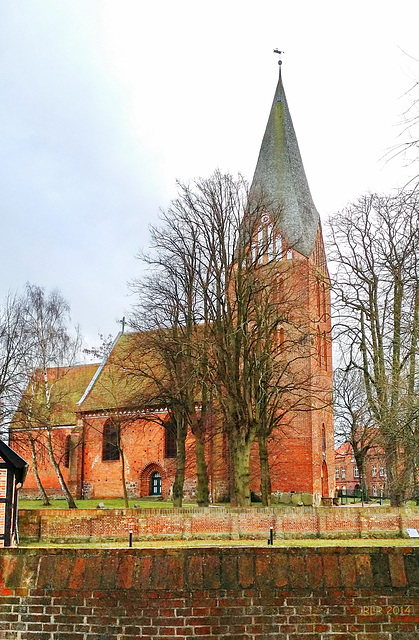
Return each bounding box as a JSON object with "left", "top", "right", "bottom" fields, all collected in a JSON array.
[
  {"left": 0, "top": 546, "right": 417, "bottom": 638},
  {"left": 10, "top": 426, "right": 73, "bottom": 496},
  {"left": 18, "top": 506, "right": 419, "bottom": 543}
]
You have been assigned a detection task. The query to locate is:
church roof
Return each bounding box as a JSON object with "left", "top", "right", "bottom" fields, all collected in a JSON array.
[
  {"left": 77, "top": 331, "right": 167, "bottom": 413},
  {"left": 11, "top": 363, "right": 100, "bottom": 429},
  {"left": 250, "top": 68, "right": 320, "bottom": 258}
]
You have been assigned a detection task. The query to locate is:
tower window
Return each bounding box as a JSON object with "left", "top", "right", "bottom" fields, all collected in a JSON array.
[{"left": 102, "top": 420, "right": 120, "bottom": 461}]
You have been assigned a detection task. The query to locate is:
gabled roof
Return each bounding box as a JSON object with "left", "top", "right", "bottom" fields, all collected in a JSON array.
[
  {"left": 12, "top": 363, "right": 100, "bottom": 428},
  {"left": 0, "top": 440, "right": 28, "bottom": 484},
  {"left": 77, "top": 331, "right": 165, "bottom": 413},
  {"left": 250, "top": 68, "right": 320, "bottom": 258}
]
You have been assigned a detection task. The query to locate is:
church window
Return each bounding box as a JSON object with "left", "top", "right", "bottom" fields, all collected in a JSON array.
[
  {"left": 335, "top": 468, "right": 340, "bottom": 479},
  {"left": 63, "top": 435, "right": 71, "bottom": 468},
  {"left": 379, "top": 466, "right": 385, "bottom": 477},
  {"left": 165, "top": 422, "right": 177, "bottom": 458},
  {"left": 372, "top": 465, "right": 377, "bottom": 477},
  {"left": 354, "top": 466, "right": 359, "bottom": 478},
  {"left": 286, "top": 248, "right": 292, "bottom": 260},
  {"left": 321, "top": 424, "right": 326, "bottom": 452},
  {"left": 341, "top": 467, "right": 346, "bottom": 479},
  {"left": 102, "top": 420, "right": 120, "bottom": 461}
]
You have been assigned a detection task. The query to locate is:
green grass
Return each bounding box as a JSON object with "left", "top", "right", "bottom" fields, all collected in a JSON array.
[
  {"left": 18, "top": 498, "right": 180, "bottom": 510},
  {"left": 21, "top": 537, "right": 417, "bottom": 549}
]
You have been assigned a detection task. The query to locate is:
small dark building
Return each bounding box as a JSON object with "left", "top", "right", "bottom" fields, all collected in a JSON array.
[{"left": 0, "top": 440, "right": 28, "bottom": 546}]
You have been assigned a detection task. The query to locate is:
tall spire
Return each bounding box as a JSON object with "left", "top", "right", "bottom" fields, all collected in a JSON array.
[{"left": 250, "top": 58, "right": 320, "bottom": 258}]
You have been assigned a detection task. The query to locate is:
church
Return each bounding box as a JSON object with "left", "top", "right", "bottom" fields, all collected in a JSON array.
[{"left": 10, "top": 63, "right": 334, "bottom": 506}]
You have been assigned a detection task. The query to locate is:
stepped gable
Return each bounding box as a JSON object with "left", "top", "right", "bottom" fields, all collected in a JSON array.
[{"left": 250, "top": 66, "right": 320, "bottom": 258}]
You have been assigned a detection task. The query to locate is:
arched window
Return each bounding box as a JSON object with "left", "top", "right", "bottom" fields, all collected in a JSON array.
[
  {"left": 165, "top": 422, "right": 177, "bottom": 458},
  {"left": 150, "top": 471, "right": 162, "bottom": 496},
  {"left": 102, "top": 419, "right": 120, "bottom": 461}
]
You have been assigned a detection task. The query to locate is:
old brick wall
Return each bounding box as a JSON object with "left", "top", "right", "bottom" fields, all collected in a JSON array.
[
  {"left": 0, "top": 546, "right": 418, "bottom": 638},
  {"left": 18, "top": 506, "right": 419, "bottom": 543}
]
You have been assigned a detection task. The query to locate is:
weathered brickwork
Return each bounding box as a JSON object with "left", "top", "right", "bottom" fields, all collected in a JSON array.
[
  {"left": 0, "top": 547, "right": 418, "bottom": 638},
  {"left": 18, "top": 506, "right": 419, "bottom": 543}
]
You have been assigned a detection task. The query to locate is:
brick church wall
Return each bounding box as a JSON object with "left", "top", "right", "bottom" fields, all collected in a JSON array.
[{"left": 0, "top": 546, "right": 418, "bottom": 638}]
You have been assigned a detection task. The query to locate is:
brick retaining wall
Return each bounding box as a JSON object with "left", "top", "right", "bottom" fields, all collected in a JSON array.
[
  {"left": 18, "top": 506, "right": 419, "bottom": 543},
  {"left": 0, "top": 546, "right": 418, "bottom": 638}
]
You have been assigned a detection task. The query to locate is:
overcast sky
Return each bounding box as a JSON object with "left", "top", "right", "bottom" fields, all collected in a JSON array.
[{"left": 1, "top": 1, "right": 419, "bottom": 352}]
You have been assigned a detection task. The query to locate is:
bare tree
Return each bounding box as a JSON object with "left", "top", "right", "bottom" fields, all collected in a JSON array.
[
  {"left": 130, "top": 199, "right": 212, "bottom": 507},
  {"left": 16, "top": 284, "right": 82, "bottom": 509},
  {"left": 130, "top": 171, "right": 327, "bottom": 506},
  {"left": 0, "top": 293, "right": 29, "bottom": 431},
  {"left": 334, "top": 367, "right": 377, "bottom": 499},
  {"left": 329, "top": 191, "right": 419, "bottom": 505}
]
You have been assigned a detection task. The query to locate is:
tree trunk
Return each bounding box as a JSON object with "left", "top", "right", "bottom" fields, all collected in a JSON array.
[
  {"left": 46, "top": 429, "right": 77, "bottom": 509},
  {"left": 172, "top": 415, "right": 187, "bottom": 507},
  {"left": 258, "top": 432, "right": 271, "bottom": 506},
  {"left": 386, "top": 442, "right": 405, "bottom": 507},
  {"left": 29, "top": 434, "right": 51, "bottom": 506},
  {"left": 120, "top": 448, "right": 129, "bottom": 508},
  {"left": 354, "top": 451, "right": 368, "bottom": 502},
  {"left": 194, "top": 432, "right": 209, "bottom": 507},
  {"left": 230, "top": 432, "right": 253, "bottom": 507}
]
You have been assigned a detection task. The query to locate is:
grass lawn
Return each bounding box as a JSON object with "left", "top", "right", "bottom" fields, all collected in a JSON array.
[
  {"left": 18, "top": 498, "right": 181, "bottom": 509},
  {"left": 22, "top": 537, "right": 417, "bottom": 549}
]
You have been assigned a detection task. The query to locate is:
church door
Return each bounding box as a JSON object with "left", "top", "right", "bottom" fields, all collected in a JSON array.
[{"left": 150, "top": 471, "right": 162, "bottom": 496}]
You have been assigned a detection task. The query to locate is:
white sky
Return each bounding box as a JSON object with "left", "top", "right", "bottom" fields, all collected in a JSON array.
[{"left": 1, "top": 1, "right": 419, "bottom": 351}]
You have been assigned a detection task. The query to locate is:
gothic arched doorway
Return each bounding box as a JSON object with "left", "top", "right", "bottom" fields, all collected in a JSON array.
[{"left": 139, "top": 463, "right": 165, "bottom": 497}]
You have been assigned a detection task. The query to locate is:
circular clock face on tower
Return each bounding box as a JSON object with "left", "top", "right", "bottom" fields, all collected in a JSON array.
[{"left": 261, "top": 214, "right": 270, "bottom": 225}]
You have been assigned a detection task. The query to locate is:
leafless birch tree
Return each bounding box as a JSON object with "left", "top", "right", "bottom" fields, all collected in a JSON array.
[{"left": 329, "top": 190, "right": 419, "bottom": 505}]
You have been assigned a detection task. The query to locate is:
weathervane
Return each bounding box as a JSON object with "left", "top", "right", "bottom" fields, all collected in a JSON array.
[{"left": 273, "top": 49, "right": 283, "bottom": 76}]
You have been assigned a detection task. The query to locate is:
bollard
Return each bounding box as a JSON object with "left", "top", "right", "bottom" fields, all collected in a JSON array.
[
  {"left": 267, "top": 526, "right": 274, "bottom": 545},
  {"left": 129, "top": 530, "right": 133, "bottom": 548}
]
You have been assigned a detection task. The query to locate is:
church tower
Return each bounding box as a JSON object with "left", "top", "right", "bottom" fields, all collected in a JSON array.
[{"left": 250, "top": 58, "right": 334, "bottom": 505}]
